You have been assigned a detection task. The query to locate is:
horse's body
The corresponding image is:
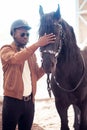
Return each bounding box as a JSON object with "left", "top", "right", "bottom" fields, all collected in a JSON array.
[{"left": 39, "top": 5, "right": 87, "bottom": 130}]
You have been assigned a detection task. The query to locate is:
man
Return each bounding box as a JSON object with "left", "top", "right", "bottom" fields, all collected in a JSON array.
[{"left": 0, "top": 19, "right": 56, "bottom": 130}]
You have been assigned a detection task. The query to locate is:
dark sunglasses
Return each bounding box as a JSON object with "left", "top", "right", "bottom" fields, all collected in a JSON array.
[{"left": 20, "top": 32, "right": 29, "bottom": 37}]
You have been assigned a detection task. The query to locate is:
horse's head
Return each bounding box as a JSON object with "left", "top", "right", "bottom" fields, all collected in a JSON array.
[
  {"left": 39, "top": 4, "right": 77, "bottom": 74},
  {"left": 39, "top": 5, "right": 63, "bottom": 73}
]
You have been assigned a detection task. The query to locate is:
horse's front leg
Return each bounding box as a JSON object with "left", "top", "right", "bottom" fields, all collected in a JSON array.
[
  {"left": 55, "top": 98, "right": 70, "bottom": 130},
  {"left": 79, "top": 100, "right": 87, "bottom": 130},
  {"left": 73, "top": 105, "right": 81, "bottom": 130}
]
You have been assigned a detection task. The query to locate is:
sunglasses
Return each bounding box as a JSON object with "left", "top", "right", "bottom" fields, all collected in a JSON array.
[{"left": 20, "top": 32, "right": 29, "bottom": 37}]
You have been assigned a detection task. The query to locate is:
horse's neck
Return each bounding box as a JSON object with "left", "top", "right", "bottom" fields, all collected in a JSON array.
[{"left": 56, "top": 48, "right": 84, "bottom": 79}]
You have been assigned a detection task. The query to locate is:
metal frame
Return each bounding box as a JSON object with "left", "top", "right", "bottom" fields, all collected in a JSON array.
[{"left": 77, "top": 0, "right": 87, "bottom": 45}]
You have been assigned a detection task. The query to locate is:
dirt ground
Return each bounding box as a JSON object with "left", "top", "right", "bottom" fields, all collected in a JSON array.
[
  {"left": 0, "top": 98, "right": 74, "bottom": 130},
  {"left": 32, "top": 98, "right": 74, "bottom": 130}
]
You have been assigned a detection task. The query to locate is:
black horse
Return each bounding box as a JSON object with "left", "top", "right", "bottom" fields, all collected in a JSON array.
[{"left": 39, "top": 4, "right": 87, "bottom": 130}]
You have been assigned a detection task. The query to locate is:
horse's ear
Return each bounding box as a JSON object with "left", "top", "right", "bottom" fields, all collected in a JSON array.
[
  {"left": 54, "top": 4, "right": 61, "bottom": 19},
  {"left": 39, "top": 5, "right": 44, "bottom": 17}
]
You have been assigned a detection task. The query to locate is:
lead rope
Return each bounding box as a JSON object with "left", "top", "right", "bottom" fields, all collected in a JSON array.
[
  {"left": 53, "top": 53, "right": 85, "bottom": 92},
  {"left": 47, "top": 74, "right": 51, "bottom": 97}
]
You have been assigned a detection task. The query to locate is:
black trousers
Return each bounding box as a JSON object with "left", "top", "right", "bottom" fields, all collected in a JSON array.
[{"left": 2, "top": 96, "right": 34, "bottom": 130}]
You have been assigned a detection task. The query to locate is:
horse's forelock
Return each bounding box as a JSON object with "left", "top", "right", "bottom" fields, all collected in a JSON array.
[{"left": 39, "top": 13, "right": 55, "bottom": 36}]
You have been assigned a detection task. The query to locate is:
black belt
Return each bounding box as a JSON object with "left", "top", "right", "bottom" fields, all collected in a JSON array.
[{"left": 22, "top": 94, "right": 32, "bottom": 101}]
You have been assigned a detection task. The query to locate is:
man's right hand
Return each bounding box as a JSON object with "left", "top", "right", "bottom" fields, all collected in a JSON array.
[{"left": 36, "top": 33, "right": 56, "bottom": 47}]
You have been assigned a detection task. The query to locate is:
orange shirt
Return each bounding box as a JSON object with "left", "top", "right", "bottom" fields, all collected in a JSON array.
[{"left": 0, "top": 42, "right": 44, "bottom": 99}]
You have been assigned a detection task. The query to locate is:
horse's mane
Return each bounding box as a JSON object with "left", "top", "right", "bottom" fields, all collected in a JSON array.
[{"left": 58, "top": 18, "right": 80, "bottom": 63}]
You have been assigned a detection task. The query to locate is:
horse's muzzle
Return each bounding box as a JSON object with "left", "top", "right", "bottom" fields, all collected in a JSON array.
[{"left": 42, "top": 60, "right": 56, "bottom": 74}]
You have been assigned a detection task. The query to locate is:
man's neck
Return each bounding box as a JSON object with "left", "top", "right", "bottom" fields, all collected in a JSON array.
[{"left": 14, "top": 41, "right": 26, "bottom": 48}]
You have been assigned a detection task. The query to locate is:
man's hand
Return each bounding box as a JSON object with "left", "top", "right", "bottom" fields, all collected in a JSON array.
[{"left": 36, "top": 33, "right": 56, "bottom": 47}]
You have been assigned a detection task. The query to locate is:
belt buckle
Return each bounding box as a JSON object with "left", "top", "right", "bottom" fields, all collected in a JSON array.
[{"left": 23, "top": 95, "right": 31, "bottom": 101}]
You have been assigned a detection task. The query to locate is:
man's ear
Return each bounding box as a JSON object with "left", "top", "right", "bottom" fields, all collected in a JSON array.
[{"left": 12, "top": 30, "right": 16, "bottom": 37}]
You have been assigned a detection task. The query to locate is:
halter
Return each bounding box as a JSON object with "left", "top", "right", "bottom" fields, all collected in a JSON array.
[
  {"left": 45, "top": 40, "right": 61, "bottom": 97},
  {"left": 42, "top": 23, "right": 63, "bottom": 58},
  {"left": 47, "top": 74, "right": 52, "bottom": 97},
  {"left": 41, "top": 23, "right": 63, "bottom": 97},
  {"left": 42, "top": 40, "right": 62, "bottom": 58}
]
